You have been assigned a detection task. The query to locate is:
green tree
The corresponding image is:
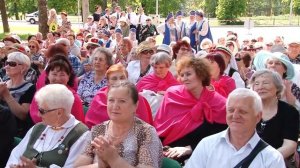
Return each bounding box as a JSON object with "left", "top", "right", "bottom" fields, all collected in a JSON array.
[
  {"left": 216, "top": 0, "right": 247, "bottom": 24},
  {"left": 204, "top": 0, "right": 218, "bottom": 17}
]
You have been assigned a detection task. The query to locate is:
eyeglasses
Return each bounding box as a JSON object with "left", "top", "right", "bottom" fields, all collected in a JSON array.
[
  {"left": 28, "top": 45, "right": 36, "bottom": 49},
  {"left": 5, "top": 61, "right": 22, "bottom": 67},
  {"left": 38, "top": 108, "right": 61, "bottom": 115},
  {"left": 141, "top": 49, "right": 154, "bottom": 55}
]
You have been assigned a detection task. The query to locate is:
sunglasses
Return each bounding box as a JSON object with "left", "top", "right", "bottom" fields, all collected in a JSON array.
[
  {"left": 141, "top": 49, "right": 154, "bottom": 55},
  {"left": 5, "top": 61, "right": 22, "bottom": 67},
  {"left": 146, "top": 19, "right": 151, "bottom": 21},
  {"left": 28, "top": 45, "right": 36, "bottom": 49},
  {"left": 38, "top": 108, "right": 60, "bottom": 115},
  {"left": 87, "top": 46, "right": 98, "bottom": 50}
]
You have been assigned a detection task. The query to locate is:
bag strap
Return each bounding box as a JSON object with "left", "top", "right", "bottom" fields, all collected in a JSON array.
[{"left": 234, "top": 139, "right": 268, "bottom": 168}]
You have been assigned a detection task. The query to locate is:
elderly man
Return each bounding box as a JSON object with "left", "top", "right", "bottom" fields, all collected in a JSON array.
[{"left": 185, "top": 88, "right": 285, "bottom": 168}]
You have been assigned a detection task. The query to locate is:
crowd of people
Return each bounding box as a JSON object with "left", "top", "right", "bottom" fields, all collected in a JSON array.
[{"left": 0, "top": 4, "right": 300, "bottom": 168}]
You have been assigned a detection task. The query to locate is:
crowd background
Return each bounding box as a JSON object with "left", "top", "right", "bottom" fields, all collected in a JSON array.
[{"left": 0, "top": 4, "right": 300, "bottom": 168}]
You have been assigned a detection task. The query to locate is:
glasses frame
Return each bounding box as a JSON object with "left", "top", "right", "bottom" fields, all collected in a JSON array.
[
  {"left": 5, "top": 61, "right": 22, "bottom": 67},
  {"left": 38, "top": 108, "right": 61, "bottom": 115}
]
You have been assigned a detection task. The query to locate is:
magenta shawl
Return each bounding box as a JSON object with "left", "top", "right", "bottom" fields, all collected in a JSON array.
[
  {"left": 136, "top": 71, "right": 179, "bottom": 93},
  {"left": 154, "top": 85, "right": 227, "bottom": 145},
  {"left": 85, "top": 86, "right": 154, "bottom": 128},
  {"left": 211, "top": 75, "right": 236, "bottom": 98}
]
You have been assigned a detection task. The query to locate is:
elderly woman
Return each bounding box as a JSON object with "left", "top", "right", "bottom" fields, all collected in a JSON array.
[
  {"left": 75, "top": 82, "right": 163, "bottom": 168},
  {"left": 136, "top": 52, "right": 179, "bottom": 93},
  {"left": 250, "top": 70, "right": 299, "bottom": 163},
  {"left": 85, "top": 64, "right": 153, "bottom": 128},
  {"left": 254, "top": 51, "right": 300, "bottom": 108},
  {"left": 6, "top": 84, "right": 89, "bottom": 168},
  {"left": 77, "top": 48, "right": 113, "bottom": 106},
  {"left": 35, "top": 43, "right": 72, "bottom": 90},
  {"left": 205, "top": 52, "right": 236, "bottom": 97},
  {"left": 127, "top": 41, "right": 155, "bottom": 84},
  {"left": 30, "top": 55, "right": 85, "bottom": 123},
  {"left": 0, "top": 52, "right": 35, "bottom": 138},
  {"left": 136, "top": 52, "right": 179, "bottom": 117},
  {"left": 154, "top": 57, "right": 227, "bottom": 164},
  {"left": 169, "top": 40, "right": 193, "bottom": 76},
  {"left": 27, "top": 40, "right": 44, "bottom": 83},
  {"left": 114, "top": 38, "right": 133, "bottom": 65}
]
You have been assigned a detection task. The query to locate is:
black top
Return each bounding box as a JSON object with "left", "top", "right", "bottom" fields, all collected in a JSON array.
[
  {"left": 0, "top": 107, "right": 17, "bottom": 167},
  {"left": 93, "top": 13, "right": 102, "bottom": 22},
  {"left": 257, "top": 100, "right": 299, "bottom": 149}
]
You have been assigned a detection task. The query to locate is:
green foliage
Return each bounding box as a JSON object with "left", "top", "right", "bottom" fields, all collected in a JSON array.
[
  {"left": 204, "top": 0, "right": 218, "bottom": 17},
  {"left": 216, "top": 0, "right": 247, "bottom": 23},
  {"left": 48, "top": 0, "right": 78, "bottom": 15}
]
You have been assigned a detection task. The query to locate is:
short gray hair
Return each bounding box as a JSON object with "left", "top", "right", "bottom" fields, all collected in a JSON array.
[
  {"left": 35, "top": 84, "right": 74, "bottom": 115},
  {"left": 90, "top": 47, "right": 113, "bottom": 66},
  {"left": 56, "top": 38, "right": 70, "bottom": 47},
  {"left": 150, "top": 52, "right": 172, "bottom": 67},
  {"left": 227, "top": 88, "right": 263, "bottom": 114},
  {"left": 249, "top": 69, "right": 284, "bottom": 98},
  {"left": 7, "top": 52, "right": 31, "bottom": 72}
]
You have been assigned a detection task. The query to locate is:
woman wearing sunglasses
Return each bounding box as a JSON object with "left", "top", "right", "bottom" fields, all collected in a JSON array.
[
  {"left": 6, "top": 84, "right": 89, "bottom": 168},
  {"left": 0, "top": 52, "right": 36, "bottom": 138},
  {"left": 126, "top": 41, "right": 155, "bottom": 84},
  {"left": 30, "top": 55, "right": 85, "bottom": 124}
]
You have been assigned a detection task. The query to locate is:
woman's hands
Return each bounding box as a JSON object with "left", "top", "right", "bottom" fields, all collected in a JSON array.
[
  {"left": 9, "top": 156, "right": 37, "bottom": 168},
  {"left": 163, "top": 146, "right": 192, "bottom": 159},
  {"left": 92, "top": 135, "right": 120, "bottom": 167},
  {"left": 0, "top": 82, "right": 10, "bottom": 100}
]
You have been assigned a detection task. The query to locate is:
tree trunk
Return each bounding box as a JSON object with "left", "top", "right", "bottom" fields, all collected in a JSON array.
[
  {"left": 82, "top": 0, "right": 89, "bottom": 23},
  {"left": 102, "top": 0, "right": 108, "bottom": 10},
  {"left": 0, "top": 0, "right": 10, "bottom": 33},
  {"left": 38, "top": 0, "right": 48, "bottom": 39}
]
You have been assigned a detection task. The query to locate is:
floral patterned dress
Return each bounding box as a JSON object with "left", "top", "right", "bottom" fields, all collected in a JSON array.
[
  {"left": 83, "top": 118, "right": 163, "bottom": 168},
  {"left": 77, "top": 71, "right": 107, "bottom": 105}
]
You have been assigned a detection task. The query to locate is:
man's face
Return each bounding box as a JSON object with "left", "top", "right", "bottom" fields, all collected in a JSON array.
[{"left": 226, "top": 96, "right": 261, "bottom": 135}]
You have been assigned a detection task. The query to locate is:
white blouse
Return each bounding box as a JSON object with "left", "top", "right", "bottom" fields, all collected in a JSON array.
[{"left": 6, "top": 115, "right": 90, "bottom": 168}]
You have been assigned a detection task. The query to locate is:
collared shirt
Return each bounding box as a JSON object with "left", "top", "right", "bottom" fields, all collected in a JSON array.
[
  {"left": 224, "top": 66, "right": 245, "bottom": 88},
  {"left": 126, "top": 60, "right": 153, "bottom": 84},
  {"left": 184, "top": 129, "right": 285, "bottom": 168},
  {"left": 68, "top": 53, "right": 82, "bottom": 76},
  {"left": 6, "top": 115, "right": 90, "bottom": 168}
]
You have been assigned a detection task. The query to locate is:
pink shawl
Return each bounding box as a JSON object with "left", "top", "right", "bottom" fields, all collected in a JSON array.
[
  {"left": 154, "top": 85, "right": 227, "bottom": 145},
  {"left": 136, "top": 71, "right": 179, "bottom": 92},
  {"left": 211, "top": 75, "right": 236, "bottom": 98},
  {"left": 85, "top": 86, "right": 153, "bottom": 128},
  {"left": 36, "top": 71, "right": 78, "bottom": 91},
  {"left": 30, "top": 87, "right": 85, "bottom": 123}
]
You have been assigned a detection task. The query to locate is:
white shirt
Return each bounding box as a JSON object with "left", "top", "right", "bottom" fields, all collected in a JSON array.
[
  {"left": 136, "top": 14, "right": 147, "bottom": 26},
  {"left": 126, "top": 12, "right": 137, "bottom": 26},
  {"left": 225, "top": 66, "right": 245, "bottom": 88},
  {"left": 6, "top": 115, "right": 90, "bottom": 168},
  {"left": 126, "top": 60, "right": 153, "bottom": 84},
  {"left": 184, "top": 129, "right": 285, "bottom": 168}
]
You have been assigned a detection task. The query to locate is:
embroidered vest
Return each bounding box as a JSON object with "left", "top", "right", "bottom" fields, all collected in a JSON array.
[{"left": 23, "top": 122, "right": 88, "bottom": 167}]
